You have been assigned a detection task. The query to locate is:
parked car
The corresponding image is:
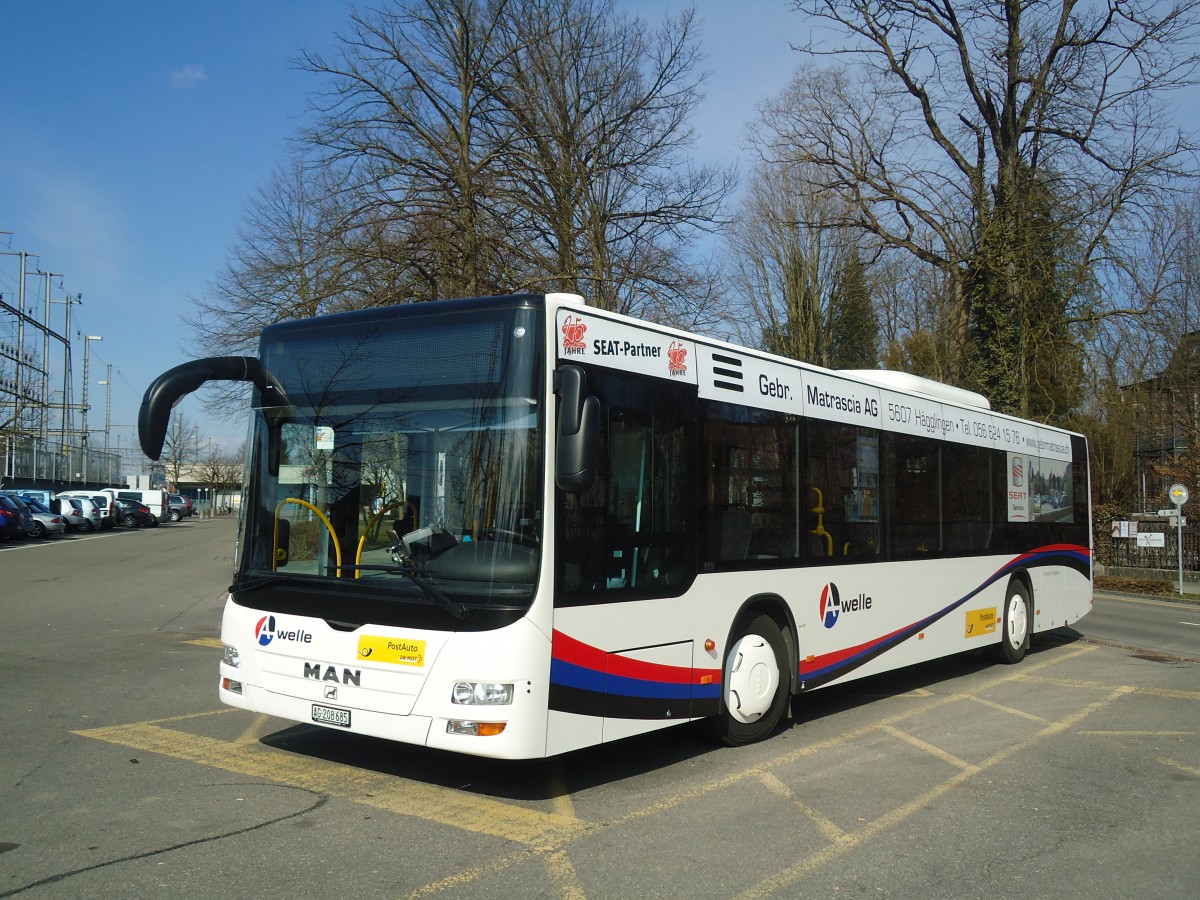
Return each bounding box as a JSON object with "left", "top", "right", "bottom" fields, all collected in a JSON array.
[
  {"left": 113, "top": 498, "right": 158, "bottom": 528},
  {"left": 168, "top": 494, "right": 194, "bottom": 522},
  {"left": 65, "top": 495, "right": 103, "bottom": 531},
  {"left": 50, "top": 497, "right": 93, "bottom": 532},
  {"left": 8, "top": 494, "right": 67, "bottom": 538},
  {"left": 102, "top": 488, "right": 169, "bottom": 523},
  {"left": 57, "top": 490, "right": 116, "bottom": 530},
  {"left": 0, "top": 494, "right": 34, "bottom": 541},
  {"left": 13, "top": 489, "right": 54, "bottom": 509}
]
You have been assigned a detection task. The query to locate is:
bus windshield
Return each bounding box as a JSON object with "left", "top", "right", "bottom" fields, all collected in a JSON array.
[{"left": 235, "top": 303, "right": 544, "bottom": 613}]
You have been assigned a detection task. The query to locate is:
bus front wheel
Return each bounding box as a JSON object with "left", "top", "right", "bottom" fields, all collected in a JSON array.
[
  {"left": 711, "top": 613, "right": 789, "bottom": 746},
  {"left": 990, "top": 580, "right": 1031, "bottom": 664}
]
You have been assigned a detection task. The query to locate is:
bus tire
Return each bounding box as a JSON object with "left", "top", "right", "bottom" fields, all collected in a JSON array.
[
  {"left": 990, "top": 580, "right": 1031, "bottom": 664},
  {"left": 711, "top": 613, "right": 789, "bottom": 746}
]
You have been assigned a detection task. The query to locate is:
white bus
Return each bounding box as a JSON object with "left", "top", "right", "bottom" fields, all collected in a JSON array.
[{"left": 139, "top": 293, "right": 1091, "bottom": 759}]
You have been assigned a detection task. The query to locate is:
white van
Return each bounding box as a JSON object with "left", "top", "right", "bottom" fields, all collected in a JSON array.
[{"left": 100, "top": 488, "right": 170, "bottom": 523}]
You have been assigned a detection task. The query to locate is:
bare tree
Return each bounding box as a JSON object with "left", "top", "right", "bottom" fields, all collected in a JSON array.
[
  {"left": 298, "top": 0, "right": 522, "bottom": 300},
  {"left": 203, "top": 0, "right": 731, "bottom": 324},
  {"left": 186, "top": 153, "right": 359, "bottom": 359},
  {"left": 727, "top": 157, "right": 865, "bottom": 364},
  {"left": 769, "top": 0, "right": 1200, "bottom": 414},
  {"left": 160, "top": 412, "right": 200, "bottom": 492},
  {"left": 193, "top": 443, "right": 244, "bottom": 515},
  {"left": 497, "top": 0, "right": 733, "bottom": 326}
]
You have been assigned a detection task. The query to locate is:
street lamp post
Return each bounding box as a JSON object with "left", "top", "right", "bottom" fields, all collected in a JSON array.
[
  {"left": 82, "top": 335, "right": 102, "bottom": 484},
  {"left": 98, "top": 365, "right": 112, "bottom": 484}
]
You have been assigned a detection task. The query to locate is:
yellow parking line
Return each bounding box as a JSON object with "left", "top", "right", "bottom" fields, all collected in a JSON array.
[
  {"left": 71, "top": 642, "right": 1120, "bottom": 899},
  {"left": 734, "top": 684, "right": 1133, "bottom": 900},
  {"left": 75, "top": 721, "right": 589, "bottom": 849},
  {"left": 755, "top": 771, "right": 845, "bottom": 842},
  {"left": 407, "top": 849, "right": 540, "bottom": 898},
  {"left": 542, "top": 849, "right": 588, "bottom": 900},
  {"left": 1157, "top": 757, "right": 1200, "bottom": 777},
  {"left": 966, "top": 694, "right": 1048, "bottom": 723},
  {"left": 183, "top": 637, "right": 223, "bottom": 649},
  {"left": 1131, "top": 686, "right": 1200, "bottom": 700},
  {"left": 236, "top": 713, "right": 276, "bottom": 744},
  {"left": 547, "top": 761, "right": 578, "bottom": 821},
  {"left": 879, "top": 723, "right": 976, "bottom": 771}
]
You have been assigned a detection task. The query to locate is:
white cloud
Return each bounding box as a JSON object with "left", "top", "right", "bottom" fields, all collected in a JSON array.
[{"left": 170, "top": 64, "right": 208, "bottom": 89}]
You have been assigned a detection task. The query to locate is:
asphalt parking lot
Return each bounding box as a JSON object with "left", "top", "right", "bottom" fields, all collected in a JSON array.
[{"left": 1, "top": 519, "right": 1197, "bottom": 898}]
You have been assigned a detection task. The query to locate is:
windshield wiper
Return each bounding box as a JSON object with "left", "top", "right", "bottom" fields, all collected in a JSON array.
[{"left": 340, "top": 565, "right": 468, "bottom": 620}]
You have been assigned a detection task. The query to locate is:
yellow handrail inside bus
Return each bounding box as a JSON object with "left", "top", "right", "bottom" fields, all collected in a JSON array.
[
  {"left": 274, "top": 498, "right": 342, "bottom": 576},
  {"left": 809, "top": 486, "right": 833, "bottom": 556}
]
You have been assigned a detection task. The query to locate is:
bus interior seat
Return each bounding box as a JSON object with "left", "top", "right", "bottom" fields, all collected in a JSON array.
[{"left": 718, "top": 507, "right": 753, "bottom": 561}]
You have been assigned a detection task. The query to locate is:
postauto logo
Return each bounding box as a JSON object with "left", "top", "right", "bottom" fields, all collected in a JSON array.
[{"left": 819, "top": 582, "right": 872, "bottom": 628}]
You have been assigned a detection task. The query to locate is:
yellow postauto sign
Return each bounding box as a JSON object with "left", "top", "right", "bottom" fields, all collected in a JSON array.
[
  {"left": 964, "top": 608, "right": 997, "bottom": 638},
  {"left": 357, "top": 635, "right": 427, "bottom": 666}
]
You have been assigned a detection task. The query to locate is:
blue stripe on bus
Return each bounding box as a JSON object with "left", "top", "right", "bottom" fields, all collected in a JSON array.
[
  {"left": 550, "top": 658, "right": 721, "bottom": 701},
  {"left": 800, "top": 544, "right": 1090, "bottom": 687}
]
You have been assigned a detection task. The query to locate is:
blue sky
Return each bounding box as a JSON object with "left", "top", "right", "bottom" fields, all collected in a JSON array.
[
  {"left": 9, "top": 3, "right": 1191, "bottom": 469},
  {"left": 0, "top": 1, "right": 803, "bottom": 462}
]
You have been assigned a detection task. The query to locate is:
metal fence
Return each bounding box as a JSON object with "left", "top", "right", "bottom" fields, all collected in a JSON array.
[
  {"left": 2, "top": 433, "right": 120, "bottom": 488},
  {"left": 1107, "top": 520, "right": 1200, "bottom": 572}
]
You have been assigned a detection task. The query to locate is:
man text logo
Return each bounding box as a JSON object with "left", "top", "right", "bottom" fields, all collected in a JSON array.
[{"left": 304, "top": 664, "right": 362, "bottom": 686}]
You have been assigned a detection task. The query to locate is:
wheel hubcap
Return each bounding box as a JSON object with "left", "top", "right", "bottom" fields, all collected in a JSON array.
[
  {"left": 725, "top": 634, "right": 780, "bottom": 724},
  {"left": 1007, "top": 593, "right": 1028, "bottom": 648}
]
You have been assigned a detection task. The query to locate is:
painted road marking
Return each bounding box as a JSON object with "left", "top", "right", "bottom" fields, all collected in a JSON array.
[
  {"left": 71, "top": 643, "right": 1194, "bottom": 899},
  {"left": 76, "top": 720, "right": 588, "bottom": 849},
  {"left": 183, "top": 637, "right": 223, "bottom": 648}
]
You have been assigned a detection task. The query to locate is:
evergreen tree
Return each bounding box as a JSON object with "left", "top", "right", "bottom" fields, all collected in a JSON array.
[{"left": 828, "top": 250, "right": 878, "bottom": 369}]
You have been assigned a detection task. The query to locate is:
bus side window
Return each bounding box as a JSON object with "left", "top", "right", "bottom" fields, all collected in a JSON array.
[
  {"left": 942, "top": 444, "right": 991, "bottom": 553},
  {"left": 806, "top": 421, "right": 881, "bottom": 563},
  {"left": 557, "top": 370, "right": 696, "bottom": 598},
  {"left": 701, "top": 404, "right": 799, "bottom": 567},
  {"left": 885, "top": 433, "right": 941, "bottom": 558}
]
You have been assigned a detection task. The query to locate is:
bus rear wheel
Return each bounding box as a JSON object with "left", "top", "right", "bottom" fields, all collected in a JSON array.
[
  {"left": 990, "top": 580, "right": 1031, "bottom": 664},
  {"left": 711, "top": 613, "right": 789, "bottom": 746}
]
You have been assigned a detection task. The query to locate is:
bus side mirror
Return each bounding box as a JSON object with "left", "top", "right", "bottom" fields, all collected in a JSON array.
[
  {"left": 555, "top": 365, "right": 598, "bottom": 493},
  {"left": 139, "top": 356, "right": 293, "bottom": 475}
]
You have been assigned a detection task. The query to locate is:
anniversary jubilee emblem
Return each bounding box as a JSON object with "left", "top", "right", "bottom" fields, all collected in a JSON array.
[{"left": 561, "top": 315, "right": 587, "bottom": 355}]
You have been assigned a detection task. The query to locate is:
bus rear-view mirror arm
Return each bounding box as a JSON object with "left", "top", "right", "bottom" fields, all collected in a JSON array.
[
  {"left": 555, "top": 364, "right": 598, "bottom": 493},
  {"left": 139, "top": 356, "right": 293, "bottom": 460}
]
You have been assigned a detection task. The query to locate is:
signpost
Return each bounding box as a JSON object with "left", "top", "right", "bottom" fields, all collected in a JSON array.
[{"left": 1169, "top": 484, "right": 1189, "bottom": 594}]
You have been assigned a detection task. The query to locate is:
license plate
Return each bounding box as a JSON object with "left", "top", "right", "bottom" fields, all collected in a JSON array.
[{"left": 311, "top": 703, "right": 351, "bottom": 728}]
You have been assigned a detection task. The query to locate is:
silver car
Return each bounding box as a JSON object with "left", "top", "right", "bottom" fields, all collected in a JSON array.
[
  {"left": 58, "top": 491, "right": 117, "bottom": 530},
  {"left": 51, "top": 496, "right": 98, "bottom": 532},
  {"left": 15, "top": 496, "right": 67, "bottom": 538}
]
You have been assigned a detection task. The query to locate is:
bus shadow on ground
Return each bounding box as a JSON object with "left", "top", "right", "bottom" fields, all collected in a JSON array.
[
  {"left": 257, "top": 630, "right": 1086, "bottom": 802},
  {"left": 790, "top": 628, "right": 1083, "bottom": 726},
  {"left": 259, "top": 720, "right": 723, "bottom": 801}
]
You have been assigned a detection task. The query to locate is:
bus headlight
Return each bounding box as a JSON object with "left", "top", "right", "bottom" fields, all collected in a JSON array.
[
  {"left": 451, "top": 681, "right": 514, "bottom": 705},
  {"left": 223, "top": 644, "right": 241, "bottom": 668}
]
